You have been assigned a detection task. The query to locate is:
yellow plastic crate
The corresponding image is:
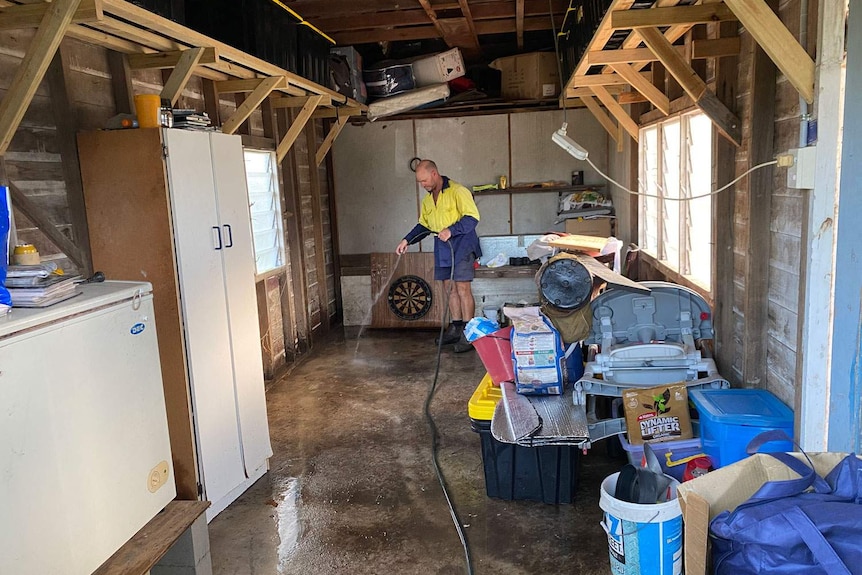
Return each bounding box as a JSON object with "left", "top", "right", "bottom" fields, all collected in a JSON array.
[{"left": 468, "top": 373, "right": 501, "bottom": 421}]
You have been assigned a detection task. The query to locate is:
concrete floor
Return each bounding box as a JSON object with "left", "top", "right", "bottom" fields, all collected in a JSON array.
[{"left": 208, "top": 328, "right": 625, "bottom": 574}]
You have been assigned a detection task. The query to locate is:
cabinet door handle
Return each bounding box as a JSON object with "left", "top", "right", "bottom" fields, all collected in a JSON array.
[
  {"left": 223, "top": 224, "right": 233, "bottom": 248},
  {"left": 212, "top": 226, "right": 222, "bottom": 250}
]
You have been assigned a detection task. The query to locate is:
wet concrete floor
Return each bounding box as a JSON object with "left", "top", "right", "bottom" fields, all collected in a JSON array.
[{"left": 209, "top": 328, "right": 625, "bottom": 574}]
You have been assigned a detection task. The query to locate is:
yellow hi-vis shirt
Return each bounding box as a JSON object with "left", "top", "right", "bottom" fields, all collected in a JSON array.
[{"left": 418, "top": 180, "right": 480, "bottom": 232}]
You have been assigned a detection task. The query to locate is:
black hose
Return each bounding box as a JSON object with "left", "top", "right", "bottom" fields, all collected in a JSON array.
[{"left": 424, "top": 240, "right": 474, "bottom": 575}]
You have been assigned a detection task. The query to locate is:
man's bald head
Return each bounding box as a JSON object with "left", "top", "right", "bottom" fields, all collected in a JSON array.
[{"left": 416, "top": 159, "right": 443, "bottom": 193}]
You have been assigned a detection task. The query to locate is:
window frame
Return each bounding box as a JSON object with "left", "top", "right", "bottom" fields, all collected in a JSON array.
[
  {"left": 638, "top": 109, "right": 714, "bottom": 298},
  {"left": 243, "top": 147, "right": 288, "bottom": 279}
]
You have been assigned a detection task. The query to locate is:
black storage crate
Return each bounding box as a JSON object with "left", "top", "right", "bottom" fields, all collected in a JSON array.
[
  {"left": 471, "top": 418, "right": 580, "bottom": 504},
  {"left": 297, "top": 23, "right": 331, "bottom": 87},
  {"left": 185, "top": 0, "right": 297, "bottom": 72}
]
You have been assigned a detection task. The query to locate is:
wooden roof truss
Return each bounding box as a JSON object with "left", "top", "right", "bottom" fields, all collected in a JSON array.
[
  {"left": 562, "top": 0, "right": 816, "bottom": 147},
  {"left": 0, "top": 0, "right": 367, "bottom": 157}
]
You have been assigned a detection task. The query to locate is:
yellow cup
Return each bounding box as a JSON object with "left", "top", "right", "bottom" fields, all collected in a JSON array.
[
  {"left": 134, "top": 94, "right": 162, "bottom": 128},
  {"left": 13, "top": 244, "right": 40, "bottom": 265}
]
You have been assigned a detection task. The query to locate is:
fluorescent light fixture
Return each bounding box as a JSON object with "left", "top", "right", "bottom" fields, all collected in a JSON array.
[{"left": 552, "top": 122, "right": 589, "bottom": 161}]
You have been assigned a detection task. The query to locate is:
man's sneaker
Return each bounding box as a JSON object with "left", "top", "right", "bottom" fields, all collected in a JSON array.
[
  {"left": 435, "top": 324, "right": 461, "bottom": 345},
  {"left": 453, "top": 332, "right": 474, "bottom": 353}
]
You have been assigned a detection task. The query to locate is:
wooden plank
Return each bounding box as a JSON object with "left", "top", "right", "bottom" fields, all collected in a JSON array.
[
  {"left": 587, "top": 38, "right": 740, "bottom": 65},
  {"left": 567, "top": 0, "right": 636, "bottom": 87},
  {"left": 47, "top": 46, "right": 91, "bottom": 273},
  {"left": 276, "top": 107, "right": 310, "bottom": 354},
  {"left": 311, "top": 105, "right": 363, "bottom": 119},
  {"left": 0, "top": 0, "right": 101, "bottom": 30},
  {"left": 611, "top": 62, "right": 670, "bottom": 114},
  {"left": 741, "top": 6, "right": 777, "bottom": 389},
  {"left": 515, "top": 0, "right": 525, "bottom": 49},
  {"left": 92, "top": 501, "right": 210, "bottom": 575},
  {"left": 315, "top": 115, "right": 347, "bottom": 166},
  {"left": 217, "top": 78, "right": 301, "bottom": 95},
  {"left": 724, "top": 0, "right": 815, "bottom": 103},
  {"left": 221, "top": 76, "right": 284, "bottom": 135},
  {"left": 637, "top": 25, "right": 740, "bottom": 145},
  {"left": 416, "top": 0, "right": 446, "bottom": 40},
  {"left": 591, "top": 85, "right": 638, "bottom": 142},
  {"left": 276, "top": 95, "right": 322, "bottom": 162},
  {"left": 160, "top": 46, "right": 204, "bottom": 106},
  {"left": 106, "top": 49, "right": 134, "bottom": 114},
  {"left": 611, "top": 4, "right": 736, "bottom": 29},
  {"left": 636, "top": 26, "right": 706, "bottom": 99},
  {"left": 693, "top": 36, "right": 740, "bottom": 59},
  {"left": 305, "top": 120, "right": 330, "bottom": 334},
  {"left": 0, "top": 0, "right": 82, "bottom": 156},
  {"left": 456, "top": 0, "right": 480, "bottom": 48},
  {"left": 127, "top": 46, "right": 217, "bottom": 69},
  {"left": 371, "top": 252, "right": 444, "bottom": 328},
  {"left": 270, "top": 95, "right": 333, "bottom": 109},
  {"left": 200, "top": 78, "right": 221, "bottom": 126},
  {"left": 580, "top": 95, "right": 618, "bottom": 144},
  {"left": 334, "top": 14, "right": 562, "bottom": 44},
  {"left": 618, "top": 91, "right": 648, "bottom": 104},
  {"left": 8, "top": 181, "right": 86, "bottom": 268},
  {"left": 100, "top": 0, "right": 364, "bottom": 106},
  {"left": 571, "top": 73, "right": 645, "bottom": 89}
]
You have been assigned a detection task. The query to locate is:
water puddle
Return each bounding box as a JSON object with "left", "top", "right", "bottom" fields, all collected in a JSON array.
[{"left": 276, "top": 477, "right": 302, "bottom": 567}]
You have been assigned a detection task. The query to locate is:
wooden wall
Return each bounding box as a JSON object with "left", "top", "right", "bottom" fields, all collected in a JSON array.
[{"left": 0, "top": 36, "right": 339, "bottom": 380}]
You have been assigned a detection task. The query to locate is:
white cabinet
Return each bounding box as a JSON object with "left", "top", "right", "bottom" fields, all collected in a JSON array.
[
  {"left": 79, "top": 128, "right": 272, "bottom": 520},
  {"left": 0, "top": 282, "right": 176, "bottom": 574}
]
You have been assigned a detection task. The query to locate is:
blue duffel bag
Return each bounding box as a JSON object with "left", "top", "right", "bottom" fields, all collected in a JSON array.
[{"left": 710, "top": 431, "right": 862, "bottom": 575}]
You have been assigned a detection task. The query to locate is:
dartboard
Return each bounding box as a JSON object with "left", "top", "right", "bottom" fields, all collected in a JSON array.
[{"left": 387, "top": 275, "right": 433, "bottom": 320}]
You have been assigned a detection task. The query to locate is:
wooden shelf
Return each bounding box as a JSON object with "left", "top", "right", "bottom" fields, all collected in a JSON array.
[{"left": 473, "top": 184, "right": 605, "bottom": 197}]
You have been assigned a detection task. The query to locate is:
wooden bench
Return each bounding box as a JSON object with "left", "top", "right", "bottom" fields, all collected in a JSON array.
[{"left": 93, "top": 501, "right": 210, "bottom": 575}]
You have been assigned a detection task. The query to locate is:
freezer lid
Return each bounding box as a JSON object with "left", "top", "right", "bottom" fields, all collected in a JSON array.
[{"left": 0, "top": 281, "right": 153, "bottom": 338}]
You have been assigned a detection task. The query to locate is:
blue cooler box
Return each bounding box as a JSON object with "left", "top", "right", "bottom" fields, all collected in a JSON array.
[{"left": 689, "top": 389, "right": 794, "bottom": 468}]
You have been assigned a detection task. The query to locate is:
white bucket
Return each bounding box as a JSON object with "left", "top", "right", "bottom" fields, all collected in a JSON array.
[{"left": 599, "top": 472, "right": 683, "bottom": 575}]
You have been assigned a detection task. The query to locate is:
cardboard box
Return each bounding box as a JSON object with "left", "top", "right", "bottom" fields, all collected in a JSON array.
[
  {"left": 411, "top": 48, "right": 465, "bottom": 86},
  {"left": 564, "top": 217, "right": 612, "bottom": 238},
  {"left": 490, "top": 52, "right": 559, "bottom": 100},
  {"left": 677, "top": 452, "right": 860, "bottom": 575}
]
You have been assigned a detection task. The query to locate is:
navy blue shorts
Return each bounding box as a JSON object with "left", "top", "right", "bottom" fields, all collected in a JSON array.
[{"left": 435, "top": 253, "right": 476, "bottom": 281}]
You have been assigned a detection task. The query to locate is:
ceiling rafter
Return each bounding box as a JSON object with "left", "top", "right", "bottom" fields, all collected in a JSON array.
[{"left": 610, "top": 4, "right": 736, "bottom": 29}]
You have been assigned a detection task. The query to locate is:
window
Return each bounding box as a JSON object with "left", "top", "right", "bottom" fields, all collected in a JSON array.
[
  {"left": 244, "top": 149, "right": 285, "bottom": 275},
  {"left": 638, "top": 111, "right": 713, "bottom": 290}
]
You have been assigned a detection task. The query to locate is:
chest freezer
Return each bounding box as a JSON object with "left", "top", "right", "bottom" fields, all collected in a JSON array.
[{"left": 0, "top": 281, "right": 175, "bottom": 575}]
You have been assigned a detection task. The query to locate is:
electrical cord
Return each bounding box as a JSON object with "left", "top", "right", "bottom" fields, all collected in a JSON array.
[
  {"left": 585, "top": 156, "right": 779, "bottom": 202},
  {"left": 424, "top": 239, "right": 474, "bottom": 575}
]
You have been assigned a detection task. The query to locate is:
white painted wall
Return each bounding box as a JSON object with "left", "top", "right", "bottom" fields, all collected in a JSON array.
[{"left": 332, "top": 108, "right": 610, "bottom": 254}]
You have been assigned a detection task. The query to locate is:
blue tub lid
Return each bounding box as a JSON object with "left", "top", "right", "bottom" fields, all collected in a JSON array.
[{"left": 689, "top": 389, "right": 794, "bottom": 427}]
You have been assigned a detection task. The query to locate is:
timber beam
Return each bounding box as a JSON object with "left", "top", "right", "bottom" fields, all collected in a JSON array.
[
  {"left": 590, "top": 85, "right": 638, "bottom": 142},
  {"left": 611, "top": 4, "right": 736, "bottom": 29},
  {"left": 315, "top": 115, "right": 348, "bottom": 166},
  {"left": 723, "top": 0, "right": 815, "bottom": 103},
  {"left": 587, "top": 37, "right": 740, "bottom": 65},
  {"left": 580, "top": 95, "right": 619, "bottom": 144},
  {"left": 221, "top": 76, "right": 285, "bottom": 135},
  {"left": 277, "top": 95, "right": 324, "bottom": 162},
  {"left": 271, "top": 95, "right": 334, "bottom": 109},
  {"left": 0, "top": 0, "right": 82, "bottom": 156},
  {"left": 637, "top": 26, "right": 741, "bottom": 146},
  {"left": 0, "top": 0, "right": 101, "bottom": 30},
  {"left": 160, "top": 46, "right": 204, "bottom": 106},
  {"left": 127, "top": 47, "right": 218, "bottom": 69},
  {"left": 611, "top": 62, "right": 670, "bottom": 115}
]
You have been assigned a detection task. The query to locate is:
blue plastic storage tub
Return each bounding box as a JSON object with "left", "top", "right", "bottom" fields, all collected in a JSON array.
[
  {"left": 618, "top": 422, "right": 704, "bottom": 481},
  {"left": 689, "top": 389, "right": 794, "bottom": 468}
]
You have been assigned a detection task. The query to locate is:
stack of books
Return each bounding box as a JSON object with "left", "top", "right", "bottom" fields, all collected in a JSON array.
[
  {"left": 173, "top": 109, "right": 212, "bottom": 130},
  {"left": 5, "top": 264, "right": 81, "bottom": 307}
]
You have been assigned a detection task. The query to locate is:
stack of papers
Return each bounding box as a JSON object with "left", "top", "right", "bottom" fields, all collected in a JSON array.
[
  {"left": 5, "top": 264, "right": 81, "bottom": 307},
  {"left": 173, "top": 109, "right": 212, "bottom": 130}
]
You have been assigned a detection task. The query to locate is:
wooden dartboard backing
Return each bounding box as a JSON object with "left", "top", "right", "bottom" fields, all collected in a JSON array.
[{"left": 387, "top": 275, "right": 433, "bottom": 320}]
